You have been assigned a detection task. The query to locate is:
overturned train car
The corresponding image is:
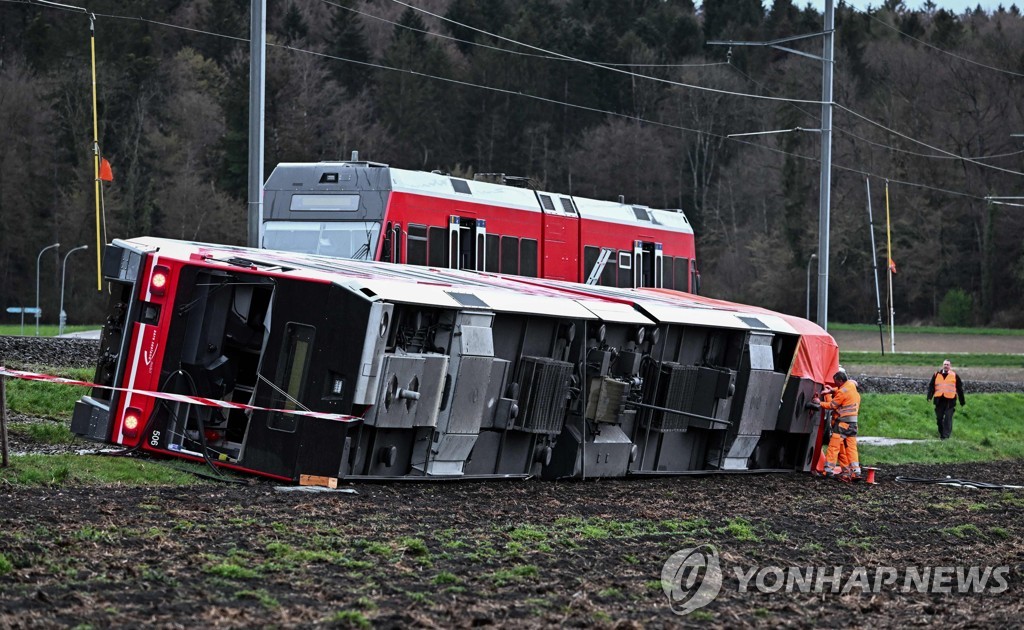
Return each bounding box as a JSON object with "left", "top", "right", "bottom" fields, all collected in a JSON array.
[{"left": 73, "top": 237, "right": 838, "bottom": 482}]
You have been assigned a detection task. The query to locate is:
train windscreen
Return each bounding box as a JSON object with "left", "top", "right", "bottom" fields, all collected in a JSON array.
[{"left": 263, "top": 221, "right": 381, "bottom": 260}]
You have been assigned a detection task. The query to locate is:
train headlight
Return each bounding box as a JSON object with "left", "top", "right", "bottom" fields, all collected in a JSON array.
[
  {"left": 150, "top": 265, "right": 170, "bottom": 295},
  {"left": 123, "top": 408, "right": 142, "bottom": 438}
]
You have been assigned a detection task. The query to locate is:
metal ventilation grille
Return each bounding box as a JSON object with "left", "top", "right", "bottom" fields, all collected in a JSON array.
[
  {"left": 515, "top": 357, "right": 573, "bottom": 434},
  {"left": 651, "top": 363, "right": 699, "bottom": 432}
]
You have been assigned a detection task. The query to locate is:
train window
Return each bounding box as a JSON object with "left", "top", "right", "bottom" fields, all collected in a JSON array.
[
  {"left": 520, "top": 239, "right": 538, "bottom": 277},
  {"left": 601, "top": 260, "right": 617, "bottom": 287},
  {"left": 539, "top": 195, "right": 555, "bottom": 211},
  {"left": 269, "top": 323, "right": 315, "bottom": 433},
  {"left": 617, "top": 251, "right": 631, "bottom": 270},
  {"left": 618, "top": 256, "right": 631, "bottom": 288},
  {"left": 486, "top": 235, "right": 499, "bottom": 272},
  {"left": 675, "top": 257, "right": 689, "bottom": 291},
  {"left": 289, "top": 194, "right": 360, "bottom": 211},
  {"left": 560, "top": 198, "right": 577, "bottom": 215},
  {"left": 450, "top": 179, "right": 472, "bottom": 195},
  {"left": 382, "top": 222, "right": 393, "bottom": 262},
  {"left": 585, "top": 246, "right": 616, "bottom": 286},
  {"left": 407, "top": 224, "right": 427, "bottom": 266},
  {"left": 584, "top": 247, "right": 599, "bottom": 280},
  {"left": 663, "top": 256, "right": 674, "bottom": 290},
  {"left": 501, "top": 236, "right": 519, "bottom": 274},
  {"left": 264, "top": 222, "right": 381, "bottom": 260},
  {"left": 428, "top": 227, "right": 447, "bottom": 267}
]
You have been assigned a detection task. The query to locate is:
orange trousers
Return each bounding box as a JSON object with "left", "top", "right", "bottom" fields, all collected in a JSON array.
[{"left": 824, "top": 419, "right": 860, "bottom": 475}]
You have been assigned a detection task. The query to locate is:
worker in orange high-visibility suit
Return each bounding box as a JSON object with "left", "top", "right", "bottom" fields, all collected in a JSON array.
[{"left": 816, "top": 368, "right": 862, "bottom": 480}]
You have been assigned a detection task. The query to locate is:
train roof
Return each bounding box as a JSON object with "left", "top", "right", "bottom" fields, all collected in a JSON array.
[{"left": 121, "top": 237, "right": 837, "bottom": 382}]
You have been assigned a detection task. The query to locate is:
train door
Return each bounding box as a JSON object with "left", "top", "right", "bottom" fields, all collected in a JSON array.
[
  {"left": 381, "top": 222, "right": 403, "bottom": 264},
  {"left": 633, "top": 241, "right": 663, "bottom": 288},
  {"left": 539, "top": 193, "right": 580, "bottom": 282},
  {"left": 448, "top": 216, "right": 487, "bottom": 271}
]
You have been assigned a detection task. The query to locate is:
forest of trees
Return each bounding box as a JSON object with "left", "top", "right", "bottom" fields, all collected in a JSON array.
[{"left": 1, "top": 0, "right": 1023, "bottom": 328}]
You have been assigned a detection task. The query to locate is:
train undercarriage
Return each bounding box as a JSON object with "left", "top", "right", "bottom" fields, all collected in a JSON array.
[{"left": 72, "top": 238, "right": 832, "bottom": 482}]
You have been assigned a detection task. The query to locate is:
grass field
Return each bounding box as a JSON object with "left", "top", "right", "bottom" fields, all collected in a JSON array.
[
  {"left": 841, "top": 351, "right": 1024, "bottom": 367},
  {"left": 4, "top": 366, "right": 93, "bottom": 419},
  {"left": 858, "top": 393, "right": 1024, "bottom": 465},
  {"left": 0, "top": 454, "right": 208, "bottom": 486},
  {"left": 0, "top": 325, "right": 97, "bottom": 337},
  {"left": 829, "top": 322, "right": 1024, "bottom": 336},
  {"left": 4, "top": 373, "right": 1023, "bottom": 483}
]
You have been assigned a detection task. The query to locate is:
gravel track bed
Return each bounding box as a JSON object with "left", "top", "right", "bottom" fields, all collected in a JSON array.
[{"left": 0, "top": 336, "right": 99, "bottom": 369}]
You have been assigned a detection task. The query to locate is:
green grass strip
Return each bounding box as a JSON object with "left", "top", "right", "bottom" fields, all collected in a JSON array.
[
  {"left": 829, "top": 323, "right": 1024, "bottom": 336},
  {"left": 0, "top": 325, "right": 98, "bottom": 337},
  {"left": 841, "top": 352, "right": 1024, "bottom": 368},
  {"left": 858, "top": 393, "right": 1024, "bottom": 465},
  {"left": 4, "top": 367, "right": 95, "bottom": 419},
  {"left": 0, "top": 454, "right": 208, "bottom": 486}
]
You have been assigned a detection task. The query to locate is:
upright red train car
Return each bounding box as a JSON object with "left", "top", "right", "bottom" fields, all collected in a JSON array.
[{"left": 260, "top": 159, "right": 699, "bottom": 292}]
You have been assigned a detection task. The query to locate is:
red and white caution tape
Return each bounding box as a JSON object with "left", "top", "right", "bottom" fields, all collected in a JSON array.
[{"left": 0, "top": 367, "right": 362, "bottom": 423}]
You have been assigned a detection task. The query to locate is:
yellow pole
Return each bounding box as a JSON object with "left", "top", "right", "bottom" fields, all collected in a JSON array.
[
  {"left": 90, "top": 15, "right": 102, "bottom": 290},
  {"left": 885, "top": 180, "right": 895, "bottom": 353}
]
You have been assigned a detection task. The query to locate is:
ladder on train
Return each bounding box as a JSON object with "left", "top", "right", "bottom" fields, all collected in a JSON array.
[{"left": 585, "top": 248, "right": 615, "bottom": 285}]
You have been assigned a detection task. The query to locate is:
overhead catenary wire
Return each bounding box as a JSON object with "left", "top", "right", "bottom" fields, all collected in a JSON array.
[
  {"left": 381, "top": 0, "right": 1024, "bottom": 182},
  {"left": 851, "top": 3, "right": 1024, "bottom": 79},
  {"left": 18, "top": 0, "right": 1024, "bottom": 179},
  {"left": 835, "top": 104, "right": 1024, "bottom": 178},
  {"left": 317, "top": 0, "right": 728, "bottom": 69},
  {"left": 383, "top": 0, "right": 1024, "bottom": 183},
  {"left": 5, "top": 0, "right": 994, "bottom": 204},
  {"left": 727, "top": 62, "right": 1024, "bottom": 165},
  {"left": 284, "top": 39, "right": 987, "bottom": 201},
  {"left": 382, "top": 0, "right": 826, "bottom": 105}
]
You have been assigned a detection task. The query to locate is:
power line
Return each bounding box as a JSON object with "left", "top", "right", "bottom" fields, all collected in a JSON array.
[
  {"left": 6, "top": 0, "right": 992, "bottom": 204},
  {"left": 382, "top": 0, "right": 826, "bottom": 105},
  {"left": 316, "top": 0, "right": 727, "bottom": 69},
  {"left": 727, "top": 62, "right": 1024, "bottom": 163},
  {"left": 851, "top": 4, "right": 1024, "bottom": 79},
  {"left": 406, "top": 0, "right": 1024, "bottom": 180},
  {"left": 731, "top": 134, "right": 985, "bottom": 201},
  {"left": 835, "top": 103, "right": 1024, "bottom": 177}
]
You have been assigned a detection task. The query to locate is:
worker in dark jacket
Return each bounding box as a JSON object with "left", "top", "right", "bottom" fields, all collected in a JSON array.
[{"left": 927, "top": 359, "right": 965, "bottom": 440}]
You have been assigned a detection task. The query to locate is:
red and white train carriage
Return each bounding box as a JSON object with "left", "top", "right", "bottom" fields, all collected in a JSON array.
[
  {"left": 72, "top": 237, "right": 837, "bottom": 482},
  {"left": 260, "top": 159, "right": 699, "bottom": 292}
]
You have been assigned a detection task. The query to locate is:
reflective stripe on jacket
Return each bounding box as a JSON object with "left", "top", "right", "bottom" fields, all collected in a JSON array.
[
  {"left": 821, "top": 380, "right": 860, "bottom": 418},
  {"left": 934, "top": 371, "right": 957, "bottom": 399}
]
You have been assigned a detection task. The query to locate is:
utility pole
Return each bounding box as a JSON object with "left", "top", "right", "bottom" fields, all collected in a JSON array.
[
  {"left": 707, "top": 0, "right": 835, "bottom": 329},
  {"left": 247, "top": 0, "right": 267, "bottom": 248},
  {"left": 817, "top": 0, "right": 834, "bottom": 331}
]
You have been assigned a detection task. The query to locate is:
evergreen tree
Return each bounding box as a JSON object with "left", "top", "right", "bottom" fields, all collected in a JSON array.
[{"left": 328, "top": 0, "right": 372, "bottom": 94}]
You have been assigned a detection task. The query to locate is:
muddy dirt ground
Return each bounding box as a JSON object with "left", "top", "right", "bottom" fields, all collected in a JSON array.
[
  {"left": 1, "top": 335, "right": 1022, "bottom": 627},
  {"left": 1, "top": 459, "right": 1022, "bottom": 628}
]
